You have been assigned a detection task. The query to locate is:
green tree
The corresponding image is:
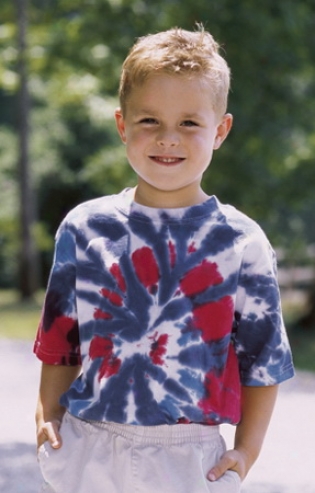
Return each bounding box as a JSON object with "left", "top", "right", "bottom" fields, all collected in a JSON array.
[{"left": 1, "top": 0, "right": 315, "bottom": 304}]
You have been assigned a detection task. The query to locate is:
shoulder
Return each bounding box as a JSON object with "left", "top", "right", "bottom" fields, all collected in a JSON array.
[
  {"left": 215, "top": 198, "right": 270, "bottom": 245},
  {"left": 57, "top": 190, "right": 127, "bottom": 235},
  {"left": 214, "top": 198, "right": 276, "bottom": 266},
  {"left": 215, "top": 198, "right": 262, "bottom": 234}
]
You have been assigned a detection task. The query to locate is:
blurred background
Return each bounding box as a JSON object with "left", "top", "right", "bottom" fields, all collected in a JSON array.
[
  {"left": 1, "top": 1, "right": 315, "bottom": 366},
  {"left": 1, "top": 2, "right": 315, "bottom": 492}
]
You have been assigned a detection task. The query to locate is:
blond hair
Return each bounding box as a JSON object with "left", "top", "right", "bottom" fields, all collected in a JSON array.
[{"left": 119, "top": 26, "right": 230, "bottom": 117}]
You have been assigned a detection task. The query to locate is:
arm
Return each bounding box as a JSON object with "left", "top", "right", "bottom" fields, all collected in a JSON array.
[
  {"left": 36, "top": 363, "right": 81, "bottom": 449},
  {"left": 208, "top": 384, "right": 279, "bottom": 481}
]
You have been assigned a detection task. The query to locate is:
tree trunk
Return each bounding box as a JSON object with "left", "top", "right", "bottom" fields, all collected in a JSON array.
[{"left": 16, "top": 0, "right": 38, "bottom": 299}]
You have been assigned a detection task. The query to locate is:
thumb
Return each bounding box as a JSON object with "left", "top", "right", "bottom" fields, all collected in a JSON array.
[
  {"left": 207, "top": 451, "right": 235, "bottom": 482},
  {"left": 44, "top": 420, "right": 63, "bottom": 449}
]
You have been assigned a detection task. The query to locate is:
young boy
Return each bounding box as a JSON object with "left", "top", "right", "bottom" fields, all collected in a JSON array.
[{"left": 35, "top": 26, "right": 294, "bottom": 493}]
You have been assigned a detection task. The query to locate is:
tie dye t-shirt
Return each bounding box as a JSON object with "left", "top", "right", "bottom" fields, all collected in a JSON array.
[{"left": 34, "top": 189, "right": 294, "bottom": 426}]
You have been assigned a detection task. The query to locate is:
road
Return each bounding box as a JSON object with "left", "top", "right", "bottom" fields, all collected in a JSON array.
[{"left": 0, "top": 339, "right": 314, "bottom": 493}]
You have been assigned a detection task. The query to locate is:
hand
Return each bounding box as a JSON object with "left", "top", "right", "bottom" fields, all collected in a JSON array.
[
  {"left": 207, "top": 449, "right": 248, "bottom": 482},
  {"left": 37, "top": 419, "right": 62, "bottom": 450}
]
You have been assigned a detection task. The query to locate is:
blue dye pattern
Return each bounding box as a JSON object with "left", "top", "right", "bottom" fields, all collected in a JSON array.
[{"left": 34, "top": 189, "right": 294, "bottom": 425}]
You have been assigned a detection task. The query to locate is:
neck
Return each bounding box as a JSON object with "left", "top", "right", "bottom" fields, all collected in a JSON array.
[{"left": 134, "top": 184, "right": 209, "bottom": 209}]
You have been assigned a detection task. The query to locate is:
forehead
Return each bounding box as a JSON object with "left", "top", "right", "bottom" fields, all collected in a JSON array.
[{"left": 125, "top": 73, "right": 215, "bottom": 114}]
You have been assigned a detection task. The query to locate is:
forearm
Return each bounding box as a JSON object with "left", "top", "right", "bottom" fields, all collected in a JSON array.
[
  {"left": 208, "top": 384, "right": 278, "bottom": 482},
  {"left": 36, "top": 363, "right": 81, "bottom": 426},
  {"left": 234, "top": 384, "right": 279, "bottom": 477}
]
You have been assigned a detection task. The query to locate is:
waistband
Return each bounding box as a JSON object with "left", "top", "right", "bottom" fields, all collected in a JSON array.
[{"left": 65, "top": 412, "right": 220, "bottom": 446}]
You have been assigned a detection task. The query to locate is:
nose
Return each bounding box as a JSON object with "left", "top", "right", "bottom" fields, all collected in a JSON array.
[{"left": 156, "top": 128, "right": 179, "bottom": 147}]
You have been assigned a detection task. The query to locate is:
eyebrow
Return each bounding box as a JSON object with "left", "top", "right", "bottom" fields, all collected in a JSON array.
[
  {"left": 133, "top": 108, "right": 159, "bottom": 116},
  {"left": 181, "top": 113, "right": 203, "bottom": 119},
  {"left": 134, "top": 108, "right": 204, "bottom": 120}
]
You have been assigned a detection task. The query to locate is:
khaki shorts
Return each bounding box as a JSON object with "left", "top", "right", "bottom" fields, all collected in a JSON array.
[{"left": 38, "top": 412, "right": 241, "bottom": 493}]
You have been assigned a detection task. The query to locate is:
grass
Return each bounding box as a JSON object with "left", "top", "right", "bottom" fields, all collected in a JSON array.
[
  {"left": 281, "top": 291, "right": 315, "bottom": 372},
  {"left": 0, "top": 289, "right": 44, "bottom": 340},
  {"left": 1, "top": 289, "right": 315, "bottom": 373}
]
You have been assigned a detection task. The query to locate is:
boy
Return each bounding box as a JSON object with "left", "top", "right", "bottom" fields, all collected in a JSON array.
[{"left": 35, "top": 26, "right": 294, "bottom": 493}]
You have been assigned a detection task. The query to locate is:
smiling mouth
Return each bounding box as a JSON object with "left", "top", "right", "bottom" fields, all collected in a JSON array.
[{"left": 150, "top": 156, "right": 185, "bottom": 165}]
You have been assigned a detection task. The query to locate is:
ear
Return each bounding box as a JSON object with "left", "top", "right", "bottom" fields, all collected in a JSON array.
[
  {"left": 213, "top": 113, "right": 233, "bottom": 150},
  {"left": 115, "top": 108, "right": 127, "bottom": 143}
]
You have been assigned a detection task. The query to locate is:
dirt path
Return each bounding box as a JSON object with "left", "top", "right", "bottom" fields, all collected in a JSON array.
[{"left": 1, "top": 339, "right": 314, "bottom": 493}]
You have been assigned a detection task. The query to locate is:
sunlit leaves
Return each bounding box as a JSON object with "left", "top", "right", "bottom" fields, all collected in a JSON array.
[{"left": 1, "top": 0, "right": 315, "bottom": 288}]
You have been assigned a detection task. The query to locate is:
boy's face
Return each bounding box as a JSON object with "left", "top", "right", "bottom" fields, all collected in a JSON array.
[{"left": 115, "top": 73, "right": 232, "bottom": 207}]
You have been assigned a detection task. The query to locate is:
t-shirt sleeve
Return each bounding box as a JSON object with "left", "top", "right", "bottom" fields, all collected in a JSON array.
[
  {"left": 34, "top": 221, "right": 81, "bottom": 366},
  {"left": 234, "top": 233, "right": 294, "bottom": 386}
]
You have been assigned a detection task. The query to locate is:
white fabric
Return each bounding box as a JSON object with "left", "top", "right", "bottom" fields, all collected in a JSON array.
[{"left": 38, "top": 412, "right": 241, "bottom": 493}]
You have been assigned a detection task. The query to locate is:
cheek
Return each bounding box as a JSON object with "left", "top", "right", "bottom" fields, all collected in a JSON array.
[
  {"left": 190, "top": 134, "right": 213, "bottom": 154},
  {"left": 125, "top": 135, "right": 146, "bottom": 166},
  {"left": 126, "top": 128, "right": 146, "bottom": 144},
  {"left": 126, "top": 130, "right": 152, "bottom": 153}
]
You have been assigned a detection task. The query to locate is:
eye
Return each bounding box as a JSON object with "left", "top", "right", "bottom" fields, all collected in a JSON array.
[
  {"left": 181, "top": 120, "right": 198, "bottom": 127},
  {"left": 139, "top": 118, "right": 158, "bottom": 125}
]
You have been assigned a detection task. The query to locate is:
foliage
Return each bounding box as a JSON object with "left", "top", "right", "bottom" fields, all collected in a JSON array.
[
  {"left": 1, "top": 0, "right": 315, "bottom": 288},
  {"left": 0, "top": 127, "right": 19, "bottom": 286}
]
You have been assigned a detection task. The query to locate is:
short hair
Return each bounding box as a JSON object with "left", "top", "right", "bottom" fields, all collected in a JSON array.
[{"left": 119, "top": 26, "right": 231, "bottom": 118}]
